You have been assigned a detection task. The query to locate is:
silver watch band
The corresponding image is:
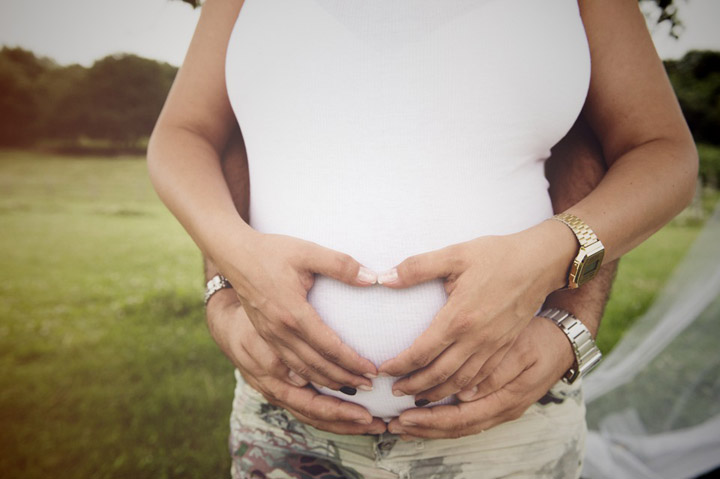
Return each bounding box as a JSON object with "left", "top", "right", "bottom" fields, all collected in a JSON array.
[
  {"left": 204, "top": 274, "right": 232, "bottom": 306},
  {"left": 539, "top": 308, "right": 602, "bottom": 384}
]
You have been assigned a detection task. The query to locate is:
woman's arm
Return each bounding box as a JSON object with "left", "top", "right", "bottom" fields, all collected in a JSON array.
[
  {"left": 147, "top": 0, "right": 378, "bottom": 392},
  {"left": 378, "top": 0, "right": 697, "bottom": 400},
  {"left": 202, "top": 126, "right": 385, "bottom": 433},
  {"left": 568, "top": 0, "right": 698, "bottom": 262}
]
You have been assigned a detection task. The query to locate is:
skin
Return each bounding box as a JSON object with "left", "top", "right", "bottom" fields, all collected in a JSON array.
[
  {"left": 373, "top": 0, "right": 698, "bottom": 398},
  {"left": 202, "top": 115, "right": 618, "bottom": 438},
  {"left": 148, "top": 0, "right": 697, "bottom": 428}
]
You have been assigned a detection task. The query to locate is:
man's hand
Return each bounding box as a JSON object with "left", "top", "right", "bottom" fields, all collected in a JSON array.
[
  {"left": 384, "top": 115, "right": 619, "bottom": 439},
  {"left": 206, "top": 287, "right": 387, "bottom": 435},
  {"left": 386, "top": 317, "right": 574, "bottom": 439}
]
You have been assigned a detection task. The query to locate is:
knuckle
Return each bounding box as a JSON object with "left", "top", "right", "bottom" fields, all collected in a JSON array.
[
  {"left": 452, "top": 373, "right": 474, "bottom": 390},
  {"left": 403, "top": 255, "right": 423, "bottom": 279},
  {"left": 296, "top": 403, "right": 315, "bottom": 419},
  {"left": 277, "top": 312, "right": 300, "bottom": 332},
  {"left": 507, "top": 408, "right": 523, "bottom": 421},
  {"left": 293, "top": 365, "right": 311, "bottom": 379},
  {"left": 409, "top": 351, "right": 431, "bottom": 369},
  {"left": 432, "top": 369, "right": 452, "bottom": 385},
  {"left": 442, "top": 245, "right": 465, "bottom": 271},
  {"left": 308, "top": 361, "right": 329, "bottom": 377},
  {"left": 319, "top": 347, "right": 341, "bottom": 364},
  {"left": 485, "top": 373, "right": 500, "bottom": 391},
  {"left": 475, "top": 363, "right": 493, "bottom": 381},
  {"left": 267, "top": 356, "right": 286, "bottom": 374},
  {"left": 278, "top": 356, "right": 292, "bottom": 369},
  {"left": 262, "top": 387, "right": 280, "bottom": 403},
  {"left": 246, "top": 293, "right": 269, "bottom": 311},
  {"left": 451, "top": 311, "right": 476, "bottom": 335},
  {"left": 334, "top": 253, "right": 357, "bottom": 277}
]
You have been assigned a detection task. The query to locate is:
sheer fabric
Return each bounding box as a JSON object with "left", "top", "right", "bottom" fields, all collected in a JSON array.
[{"left": 583, "top": 203, "right": 720, "bottom": 479}]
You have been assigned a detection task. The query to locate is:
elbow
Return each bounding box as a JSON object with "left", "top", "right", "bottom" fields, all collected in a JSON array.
[
  {"left": 146, "top": 129, "right": 162, "bottom": 193},
  {"left": 681, "top": 154, "right": 699, "bottom": 212},
  {"left": 146, "top": 122, "right": 172, "bottom": 194},
  {"left": 675, "top": 131, "right": 700, "bottom": 211}
]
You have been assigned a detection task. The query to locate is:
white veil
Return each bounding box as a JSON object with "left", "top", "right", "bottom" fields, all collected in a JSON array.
[{"left": 582, "top": 203, "right": 720, "bottom": 479}]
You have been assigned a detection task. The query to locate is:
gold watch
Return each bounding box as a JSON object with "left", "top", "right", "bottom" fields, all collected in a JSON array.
[{"left": 552, "top": 212, "right": 605, "bottom": 289}]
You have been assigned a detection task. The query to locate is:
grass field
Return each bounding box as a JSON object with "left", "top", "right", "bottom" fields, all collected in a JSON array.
[{"left": 0, "top": 149, "right": 715, "bottom": 478}]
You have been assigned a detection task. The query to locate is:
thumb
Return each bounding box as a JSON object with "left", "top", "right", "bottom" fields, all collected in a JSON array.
[
  {"left": 307, "top": 246, "right": 377, "bottom": 286},
  {"left": 378, "top": 248, "right": 454, "bottom": 288}
]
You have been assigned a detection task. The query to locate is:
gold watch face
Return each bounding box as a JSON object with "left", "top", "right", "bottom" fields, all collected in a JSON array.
[{"left": 570, "top": 241, "right": 605, "bottom": 288}]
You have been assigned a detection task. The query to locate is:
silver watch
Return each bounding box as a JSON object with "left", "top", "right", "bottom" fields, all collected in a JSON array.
[
  {"left": 539, "top": 308, "right": 602, "bottom": 384},
  {"left": 204, "top": 274, "right": 232, "bottom": 306}
]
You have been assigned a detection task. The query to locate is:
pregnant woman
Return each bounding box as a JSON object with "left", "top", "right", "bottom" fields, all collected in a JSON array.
[{"left": 148, "top": 0, "right": 698, "bottom": 477}]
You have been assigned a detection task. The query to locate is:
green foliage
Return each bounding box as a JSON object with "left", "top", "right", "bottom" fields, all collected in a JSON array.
[
  {"left": 0, "top": 150, "right": 713, "bottom": 477},
  {"left": 0, "top": 150, "right": 230, "bottom": 477},
  {"left": 0, "top": 48, "right": 177, "bottom": 149},
  {"left": 665, "top": 51, "right": 720, "bottom": 146},
  {"left": 597, "top": 223, "right": 703, "bottom": 353},
  {"left": 697, "top": 143, "right": 720, "bottom": 187},
  {"left": 0, "top": 48, "right": 48, "bottom": 145},
  {"left": 645, "top": 0, "right": 683, "bottom": 37},
  {"left": 52, "top": 54, "right": 177, "bottom": 145}
]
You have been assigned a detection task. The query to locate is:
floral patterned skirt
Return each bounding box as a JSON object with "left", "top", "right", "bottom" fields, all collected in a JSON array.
[{"left": 228, "top": 370, "right": 586, "bottom": 479}]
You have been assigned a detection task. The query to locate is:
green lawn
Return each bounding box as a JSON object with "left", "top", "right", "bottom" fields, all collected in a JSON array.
[{"left": 0, "top": 149, "right": 714, "bottom": 478}]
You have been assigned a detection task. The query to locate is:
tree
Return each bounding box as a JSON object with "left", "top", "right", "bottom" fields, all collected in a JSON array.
[
  {"left": 0, "top": 47, "right": 52, "bottom": 146},
  {"left": 49, "top": 54, "right": 177, "bottom": 145},
  {"left": 665, "top": 50, "right": 720, "bottom": 146}
]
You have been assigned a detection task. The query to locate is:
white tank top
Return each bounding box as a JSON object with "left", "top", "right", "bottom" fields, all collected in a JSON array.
[{"left": 225, "top": 0, "right": 590, "bottom": 419}]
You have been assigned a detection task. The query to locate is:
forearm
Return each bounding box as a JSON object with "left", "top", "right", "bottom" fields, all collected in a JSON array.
[
  {"left": 148, "top": 127, "right": 256, "bottom": 267},
  {"left": 537, "top": 1, "right": 698, "bottom": 294},
  {"left": 544, "top": 116, "right": 618, "bottom": 335},
  {"left": 146, "top": 0, "right": 253, "bottom": 269},
  {"left": 201, "top": 126, "right": 251, "bottom": 284},
  {"left": 566, "top": 139, "right": 696, "bottom": 262}
]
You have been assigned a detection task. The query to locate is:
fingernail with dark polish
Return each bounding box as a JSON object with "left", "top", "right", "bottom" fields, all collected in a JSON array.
[
  {"left": 415, "top": 398, "right": 430, "bottom": 407},
  {"left": 340, "top": 386, "right": 357, "bottom": 396}
]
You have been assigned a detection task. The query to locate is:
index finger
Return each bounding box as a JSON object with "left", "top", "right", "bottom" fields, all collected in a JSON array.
[
  {"left": 272, "top": 378, "right": 375, "bottom": 425},
  {"left": 392, "top": 391, "right": 517, "bottom": 439},
  {"left": 378, "top": 304, "right": 455, "bottom": 377},
  {"left": 292, "top": 299, "right": 378, "bottom": 379}
]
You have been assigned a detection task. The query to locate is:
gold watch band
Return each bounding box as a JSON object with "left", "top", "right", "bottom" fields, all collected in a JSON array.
[
  {"left": 552, "top": 212, "right": 605, "bottom": 289},
  {"left": 552, "top": 212, "right": 600, "bottom": 247}
]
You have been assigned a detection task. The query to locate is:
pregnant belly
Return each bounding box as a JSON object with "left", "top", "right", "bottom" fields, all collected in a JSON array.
[{"left": 308, "top": 275, "right": 456, "bottom": 420}]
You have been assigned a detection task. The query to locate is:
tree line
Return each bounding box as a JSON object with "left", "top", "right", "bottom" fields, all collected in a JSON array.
[
  {"left": 0, "top": 45, "right": 718, "bottom": 181},
  {"left": 0, "top": 47, "right": 176, "bottom": 151}
]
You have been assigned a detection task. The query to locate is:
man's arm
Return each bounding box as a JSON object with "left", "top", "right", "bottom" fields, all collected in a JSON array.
[
  {"left": 387, "top": 116, "right": 619, "bottom": 439},
  {"left": 203, "top": 125, "right": 387, "bottom": 435}
]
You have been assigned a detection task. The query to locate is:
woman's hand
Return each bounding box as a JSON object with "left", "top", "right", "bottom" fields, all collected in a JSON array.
[
  {"left": 216, "top": 232, "right": 379, "bottom": 393},
  {"left": 206, "top": 288, "right": 387, "bottom": 435},
  {"left": 377, "top": 220, "right": 575, "bottom": 404},
  {"left": 386, "top": 316, "right": 574, "bottom": 439}
]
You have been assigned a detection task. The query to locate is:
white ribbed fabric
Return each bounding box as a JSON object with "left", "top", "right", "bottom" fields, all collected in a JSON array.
[{"left": 225, "top": 0, "right": 590, "bottom": 419}]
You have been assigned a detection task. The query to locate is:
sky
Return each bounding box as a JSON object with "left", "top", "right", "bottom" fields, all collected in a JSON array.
[{"left": 0, "top": 0, "right": 719, "bottom": 67}]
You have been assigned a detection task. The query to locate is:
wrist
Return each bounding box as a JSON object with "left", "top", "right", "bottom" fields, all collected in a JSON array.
[
  {"left": 200, "top": 217, "right": 260, "bottom": 272},
  {"left": 521, "top": 220, "right": 578, "bottom": 294},
  {"left": 542, "top": 292, "right": 602, "bottom": 338},
  {"left": 205, "top": 286, "right": 239, "bottom": 320},
  {"left": 538, "top": 308, "right": 603, "bottom": 384}
]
